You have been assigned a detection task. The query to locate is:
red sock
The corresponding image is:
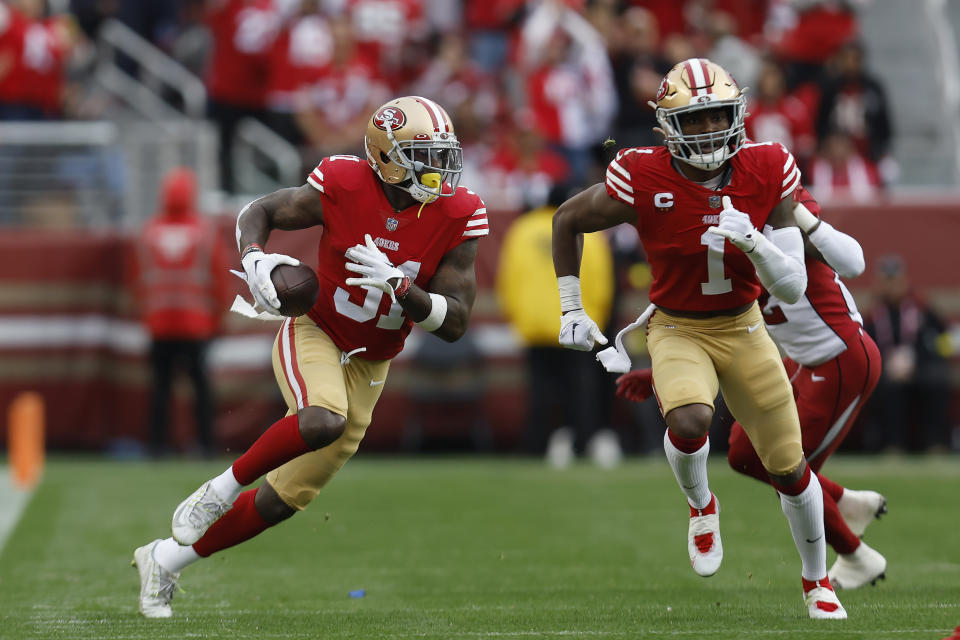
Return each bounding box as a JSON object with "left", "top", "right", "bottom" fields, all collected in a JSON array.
[
  {"left": 231, "top": 415, "right": 312, "bottom": 485},
  {"left": 802, "top": 576, "right": 834, "bottom": 593},
  {"left": 823, "top": 488, "right": 860, "bottom": 555},
  {"left": 817, "top": 474, "right": 845, "bottom": 502},
  {"left": 667, "top": 430, "right": 708, "bottom": 454},
  {"left": 771, "top": 464, "right": 811, "bottom": 496},
  {"left": 193, "top": 489, "right": 272, "bottom": 557},
  {"left": 689, "top": 494, "right": 717, "bottom": 517}
]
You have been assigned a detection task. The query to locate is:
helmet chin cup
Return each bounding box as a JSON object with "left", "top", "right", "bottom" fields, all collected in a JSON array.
[{"left": 679, "top": 147, "right": 731, "bottom": 170}]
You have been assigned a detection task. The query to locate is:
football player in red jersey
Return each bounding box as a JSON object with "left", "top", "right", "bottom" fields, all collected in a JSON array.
[
  {"left": 132, "top": 96, "right": 489, "bottom": 618},
  {"left": 553, "top": 58, "right": 846, "bottom": 619},
  {"left": 618, "top": 186, "right": 888, "bottom": 592}
]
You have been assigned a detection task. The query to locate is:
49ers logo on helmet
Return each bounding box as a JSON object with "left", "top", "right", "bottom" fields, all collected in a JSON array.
[
  {"left": 656, "top": 78, "right": 669, "bottom": 102},
  {"left": 374, "top": 107, "right": 406, "bottom": 131}
]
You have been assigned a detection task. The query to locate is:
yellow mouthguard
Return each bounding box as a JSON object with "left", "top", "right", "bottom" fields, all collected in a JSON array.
[{"left": 417, "top": 173, "right": 441, "bottom": 218}]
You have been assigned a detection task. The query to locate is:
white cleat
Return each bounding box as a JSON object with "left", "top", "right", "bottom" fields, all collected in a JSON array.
[
  {"left": 688, "top": 494, "right": 722, "bottom": 577},
  {"left": 829, "top": 541, "right": 887, "bottom": 589},
  {"left": 133, "top": 539, "right": 180, "bottom": 618},
  {"left": 837, "top": 489, "right": 886, "bottom": 537},
  {"left": 172, "top": 480, "right": 232, "bottom": 545},
  {"left": 804, "top": 580, "right": 847, "bottom": 619}
]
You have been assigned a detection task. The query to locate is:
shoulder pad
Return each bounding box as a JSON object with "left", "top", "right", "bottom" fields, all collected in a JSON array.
[
  {"left": 437, "top": 186, "right": 486, "bottom": 220},
  {"left": 313, "top": 155, "right": 369, "bottom": 193}
]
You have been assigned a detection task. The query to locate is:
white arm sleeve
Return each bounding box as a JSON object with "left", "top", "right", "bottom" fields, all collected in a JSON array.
[
  {"left": 807, "top": 220, "right": 866, "bottom": 279},
  {"left": 746, "top": 226, "right": 807, "bottom": 304}
]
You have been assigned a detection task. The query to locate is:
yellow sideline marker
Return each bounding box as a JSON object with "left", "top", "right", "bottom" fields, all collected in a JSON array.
[{"left": 8, "top": 392, "right": 45, "bottom": 488}]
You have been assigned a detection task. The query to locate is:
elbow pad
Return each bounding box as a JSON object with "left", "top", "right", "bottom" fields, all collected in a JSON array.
[
  {"left": 749, "top": 226, "right": 807, "bottom": 304},
  {"left": 808, "top": 221, "right": 865, "bottom": 278}
]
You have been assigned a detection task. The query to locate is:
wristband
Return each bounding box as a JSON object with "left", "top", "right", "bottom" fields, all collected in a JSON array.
[
  {"left": 415, "top": 293, "right": 447, "bottom": 332},
  {"left": 241, "top": 243, "right": 263, "bottom": 259},
  {"left": 394, "top": 275, "right": 412, "bottom": 299}
]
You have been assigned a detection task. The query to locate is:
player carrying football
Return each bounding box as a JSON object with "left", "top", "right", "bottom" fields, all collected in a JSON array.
[
  {"left": 552, "top": 58, "right": 846, "bottom": 618},
  {"left": 132, "top": 96, "right": 489, "bottom": 618},
  {"left": 618, "top": 186, "right": 888, "bottom": 591}
]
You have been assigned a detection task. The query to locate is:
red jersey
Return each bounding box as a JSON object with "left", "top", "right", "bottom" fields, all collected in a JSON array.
[
  {"left": 304, "top": 155, "right": 488, "bottom": 359},
  {"left": 605, "top": 142, "right": 800, "bottom": 311},
  {"left": 205, "top": 0, "right": 279, "bottom": 107},
  {"left": 265, "top": 13, "right": 332, "bottom": 112},
  {"left": 745, "top": 96, "right": 815, "bottom": 160}
]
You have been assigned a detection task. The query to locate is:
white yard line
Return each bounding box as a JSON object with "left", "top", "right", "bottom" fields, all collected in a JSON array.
[{"left": 0, "top": 467, "right": 34, "bottom": 556}]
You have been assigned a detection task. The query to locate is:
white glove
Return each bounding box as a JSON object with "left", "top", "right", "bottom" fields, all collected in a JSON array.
[
  {"left": 240, "top": 248, "right": 300, "bottom": 314},
  {"left": 345, "top": 234, "right": 405, "bottom": 302},
  {"left": 707, "top": 196, "right": 758, "bottom": 253},
  {"left": 559, "top": 309, "right": 608, "bottom": 351}
]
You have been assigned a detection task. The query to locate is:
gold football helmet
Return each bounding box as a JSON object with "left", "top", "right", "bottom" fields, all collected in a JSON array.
[
  {"left": 364, "top": 96, "right": 463, "bottom": 205},
  {"left": 649, "top": 58, "right": 746, "bottom": 170}
]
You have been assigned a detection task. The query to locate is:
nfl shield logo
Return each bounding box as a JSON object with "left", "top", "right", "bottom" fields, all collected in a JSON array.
[
  {"left": 386, "top": 217, "right": 399, "bottom": 231},
  {"left": 709, "top": 195, "right": 722, "bottom": 209}
]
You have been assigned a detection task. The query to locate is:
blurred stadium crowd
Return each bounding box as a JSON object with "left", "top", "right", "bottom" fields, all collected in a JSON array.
[
  {"left": 0, "top": 0, "right": 957, "bottom": 460},
  {"left": 1, "top": 0, "right": 894, "bottom": 205}
]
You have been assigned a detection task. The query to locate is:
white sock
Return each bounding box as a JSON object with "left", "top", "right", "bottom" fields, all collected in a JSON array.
[
  {"left": 154, "top": 537, "right": 201, "bottom": 573},
  {"left": 663, "top": 429, "right": 711, "bottom": 510},
  {"left": 210, "top": 466, "right": 243, "bottom": 503},
  {"left": 779, "top": 472, "right": 827, "bottom": 581}
]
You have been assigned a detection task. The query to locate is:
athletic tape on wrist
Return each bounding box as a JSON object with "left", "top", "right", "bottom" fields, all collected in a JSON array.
[
  {"left": 241, "top": 243, "right": 263, "bottom": 260},
  {"left": 416, "top": 293, "right": 447, "bottom": 332},
  {"left": 557, "top": 275, "right": 583, "bottom": 313}
]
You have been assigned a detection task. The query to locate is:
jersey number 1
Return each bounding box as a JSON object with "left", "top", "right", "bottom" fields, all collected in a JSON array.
[
  {"left": 333, "top": 261, "right": 422, "bottom": 329},
  {"left": 700, "top": 230, "right": 732, "bottom": 295}
]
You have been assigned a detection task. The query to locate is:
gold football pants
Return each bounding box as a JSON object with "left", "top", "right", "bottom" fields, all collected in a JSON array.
[
  {"left": 266, "top": 316, "right": 390, "bottom": 509},
  {"left": 646, "top": 303, "right": 803, "bottom": 475}
]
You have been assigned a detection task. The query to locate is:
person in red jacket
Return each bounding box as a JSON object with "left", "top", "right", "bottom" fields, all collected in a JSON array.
[{"left": 135, "top": 167, "right": 231, "bottom": 457}]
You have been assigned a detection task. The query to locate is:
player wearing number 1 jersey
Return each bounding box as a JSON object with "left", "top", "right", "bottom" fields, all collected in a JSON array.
[
  {"left": 618, "top": 186, "right": 888, "bottom": 591},
  {"left": 553, "top": 58, "right": 846, "bottom": 619},
  {"left": 132, "top": 96, "right": 488, "bottom": 618}
]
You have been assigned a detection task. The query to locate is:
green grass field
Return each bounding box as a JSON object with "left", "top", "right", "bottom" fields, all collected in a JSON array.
[{"left": 0, "top": 455, "right": 957, "bottom": 639}]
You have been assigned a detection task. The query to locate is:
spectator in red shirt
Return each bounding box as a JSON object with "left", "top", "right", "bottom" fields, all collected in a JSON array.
[
  {"left": 770, "top": 0, "right": 859, "bottom": 88},
  {"left": 482, "top": 114, "right": 570, "bottom": 214},
  {"left": 204, "top": 0, "right": 280, "bottom": 193},
  {"left": 520, "top": 0, "right": 615, "bottom": 185},
  {"left": 0, "top": 0, "right": 73, "bottom": 120},
  {"left": 264, "top": 1, "right": 333, "bottom": 147},
  {"left": 808, "top": 127, "right": 882, "bottom": 202},
  {"left": 745, "top": 56, "right": 816, "bottom": 166},
  {"left": 293, "top": 15, "right": 388, "bottom": 162},
  {"left": 134, "top": 167, "right": 231, "bottom": 457},
  {"left": 328, "top": 0, "right": 426, "bottom": 89}
]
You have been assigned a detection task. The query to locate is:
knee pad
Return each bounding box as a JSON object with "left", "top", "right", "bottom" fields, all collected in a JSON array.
[{"left": 761, "top": 439, "right": 804, "bottom": 477}]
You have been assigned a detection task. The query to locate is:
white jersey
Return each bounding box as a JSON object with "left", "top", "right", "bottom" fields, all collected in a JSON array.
[{"left": 761, "top": 259, "right": 863, "bottom": 367}]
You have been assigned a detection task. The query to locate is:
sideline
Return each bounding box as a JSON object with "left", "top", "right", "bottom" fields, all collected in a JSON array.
[{"left": 0, "top": 468, "right": 34, "bottom": 557}]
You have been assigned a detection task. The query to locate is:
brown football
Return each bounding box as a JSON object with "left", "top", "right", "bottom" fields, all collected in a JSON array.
[{"left": 271, "top": 263, "right": 319, "bottom": 317}]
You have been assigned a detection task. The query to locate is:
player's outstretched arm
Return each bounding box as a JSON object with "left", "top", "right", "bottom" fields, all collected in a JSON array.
[
  {"left": 552, "top": 184, "right": 635, "bottom": 351},
  {"left": 794, "top": 202, "right": 865, "bottom": 279},
  {"left": 407, "top": 238, "right": 480, "bottom": 343}
]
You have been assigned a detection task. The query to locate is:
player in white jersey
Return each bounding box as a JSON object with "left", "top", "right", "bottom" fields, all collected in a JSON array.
[{"left": 618, "top": 187, "right": 887, "bottom": 589}]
